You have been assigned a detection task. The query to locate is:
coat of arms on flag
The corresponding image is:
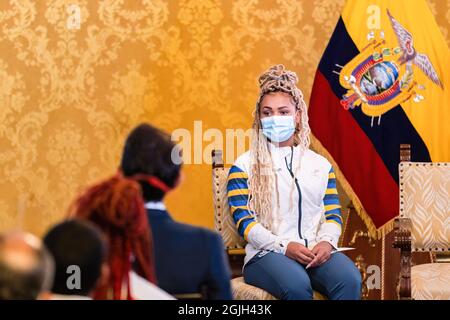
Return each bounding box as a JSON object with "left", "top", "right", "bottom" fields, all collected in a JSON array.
[
  {"left": 308, "top": 0, "right": 450, "bottom": 236},
  {"left": 338, "top": 10, "right": 443, "bottom": 124}
]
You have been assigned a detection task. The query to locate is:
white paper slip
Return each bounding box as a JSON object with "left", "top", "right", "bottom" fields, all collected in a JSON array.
[{"left": 331, "top": 247, "right": 355, "bottom": 254}]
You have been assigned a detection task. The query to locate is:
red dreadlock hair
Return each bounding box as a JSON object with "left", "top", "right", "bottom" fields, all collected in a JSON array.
[{"left": 68, "top": 171, "right": 157, "bottom": 300}]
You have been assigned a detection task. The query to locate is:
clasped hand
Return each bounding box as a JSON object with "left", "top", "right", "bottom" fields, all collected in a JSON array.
[{"left": 285, "top": 241, "right": 333, "bottom": 269}]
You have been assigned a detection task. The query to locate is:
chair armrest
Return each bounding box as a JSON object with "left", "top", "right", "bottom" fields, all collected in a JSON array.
[
  {"left": 227, "top": 248, "right": 246, "bottom": 255},
  {"left": 392, "top": 218, "right": 412, "bottom": 300},
  {"left": 225, "top": 248, "right": 246, "bottom": 278}
]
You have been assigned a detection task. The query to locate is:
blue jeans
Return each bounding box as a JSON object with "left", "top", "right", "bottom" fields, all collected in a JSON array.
[{"left": 243, "top": 251, "right": 361, "bottom": 300}]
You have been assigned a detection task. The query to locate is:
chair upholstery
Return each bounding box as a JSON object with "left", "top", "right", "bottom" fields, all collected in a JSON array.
[
  {"left": 231, "top": 277, "right": 276, "bottom": 300},
  {"left": 212, "top": 154, "right": 328, "bottom": 300},
  {"left": 396, "top": 162, "right": 450, "bottom": 300},
  {"left": 212, "top": 165, "right": 245, "bottom": 250},
  {"left": 231, "top": 277, "right": 327, "bottom": 300},
  {"left": 400, "top": 162, "right": 450, "bottom": 252},
  {"left": 411, "top": 263, "right": 450, "bottom": 300}
]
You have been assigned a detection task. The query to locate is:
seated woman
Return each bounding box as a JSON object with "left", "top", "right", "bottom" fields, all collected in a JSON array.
[
  {"left": 69, "top": 172, "right": 173, "bottom": 300},
  {"left": 227, "top": 65, "right": 362, "bottom": 300}
]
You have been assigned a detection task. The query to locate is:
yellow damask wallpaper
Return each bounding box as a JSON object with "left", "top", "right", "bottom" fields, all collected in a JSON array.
[{"left": 0, "top": 0, "right": 449, "bottom": 236}]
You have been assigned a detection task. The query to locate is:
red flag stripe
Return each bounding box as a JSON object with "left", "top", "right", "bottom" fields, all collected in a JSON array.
[{"left": 309, "top": 71, "right": 399, "bottom": 228}]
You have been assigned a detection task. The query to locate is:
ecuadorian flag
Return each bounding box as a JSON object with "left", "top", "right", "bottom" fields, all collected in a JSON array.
[{"left": 308, "top": 0, "right": 450, "bottom": 236}]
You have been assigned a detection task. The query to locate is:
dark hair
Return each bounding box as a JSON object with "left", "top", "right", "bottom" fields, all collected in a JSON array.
[
  {"left": 0, "top": 233, "right": 54, "bottom": 300},
  {"left": 43, "top": 219, "right": 106, "bottom": 296},
  {"left": 120, "top": 123, "right": 182, "bottom": 201}
]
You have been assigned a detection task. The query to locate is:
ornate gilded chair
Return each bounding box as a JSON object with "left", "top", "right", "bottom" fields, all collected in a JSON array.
[
  {"left": 211, "top": 150, "right": 327, "bottom": 300},
  {"left": 394, "top": 161, "right": 450, "bottom": 300}
]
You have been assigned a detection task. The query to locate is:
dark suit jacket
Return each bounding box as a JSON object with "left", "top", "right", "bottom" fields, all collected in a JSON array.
[{"left": 147, "top": 208, "right": 232, "bottom": 300}]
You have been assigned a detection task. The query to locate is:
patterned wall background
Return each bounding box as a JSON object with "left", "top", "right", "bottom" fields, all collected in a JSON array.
[{"left": 0, "top": 0, "right": 449, "bottom": 236}]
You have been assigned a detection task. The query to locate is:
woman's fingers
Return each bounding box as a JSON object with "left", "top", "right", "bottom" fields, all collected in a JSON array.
[
  {"left": 300, "top": 247, "right": 316, "bottom": 260},
  {"left": 305, "top": 256, "right": 319, "bottom": 269},
  {"left": 317, "top": 252, "right": 331, "bottom": 266},
  {"left": 297, "top": 252, "right": 313, "bottom": 264},
  {"left": 306, "top": 250, "right": 331, "bottom": 268}
]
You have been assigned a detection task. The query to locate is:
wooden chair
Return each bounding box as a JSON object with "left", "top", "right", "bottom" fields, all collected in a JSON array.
[
  {"left": 393, "top": 146, "right": 450, "bottom": 299},
  {"left": 211, "top": 150, "right": 327, "bottom": 300}
]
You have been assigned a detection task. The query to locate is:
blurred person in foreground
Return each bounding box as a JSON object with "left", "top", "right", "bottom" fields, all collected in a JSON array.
[
  {"left": 120, "top": 123, "right": 232, "bottom": 299},
  {"left": 43, "top": 219, "right": 109, "bottom": 300},
  {"left": 68, "top": 165, "right": 174, "bottom": 300},
  {"left": 0, "top": 231, "right": 54, "bottom": 300}
]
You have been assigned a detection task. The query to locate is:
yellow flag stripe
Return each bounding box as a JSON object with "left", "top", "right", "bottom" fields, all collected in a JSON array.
[{"left": 342, "top": 0, "right": 450, "bottom": 162}]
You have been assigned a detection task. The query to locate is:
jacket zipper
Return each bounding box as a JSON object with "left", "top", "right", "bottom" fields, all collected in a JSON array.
[{"left": 284, "top": 147, "right": 307, "bottom": 247}]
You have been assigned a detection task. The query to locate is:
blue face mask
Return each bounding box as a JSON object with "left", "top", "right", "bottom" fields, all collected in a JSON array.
[{"left": 260, "top": 115, "right": 296, "bottom": 143}]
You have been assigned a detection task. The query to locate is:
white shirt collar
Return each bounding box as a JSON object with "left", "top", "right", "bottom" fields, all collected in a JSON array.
[
  {"left": 144, "top": 201, "right": 166, "bottom": 211},
  {"left": 268, "top": 143, "right": 295, "bottom": 170}
]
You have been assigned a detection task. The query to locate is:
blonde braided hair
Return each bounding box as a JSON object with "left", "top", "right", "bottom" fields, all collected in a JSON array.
[{"left": 247, "top": 64, "right": 311, "bottom": 231}]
